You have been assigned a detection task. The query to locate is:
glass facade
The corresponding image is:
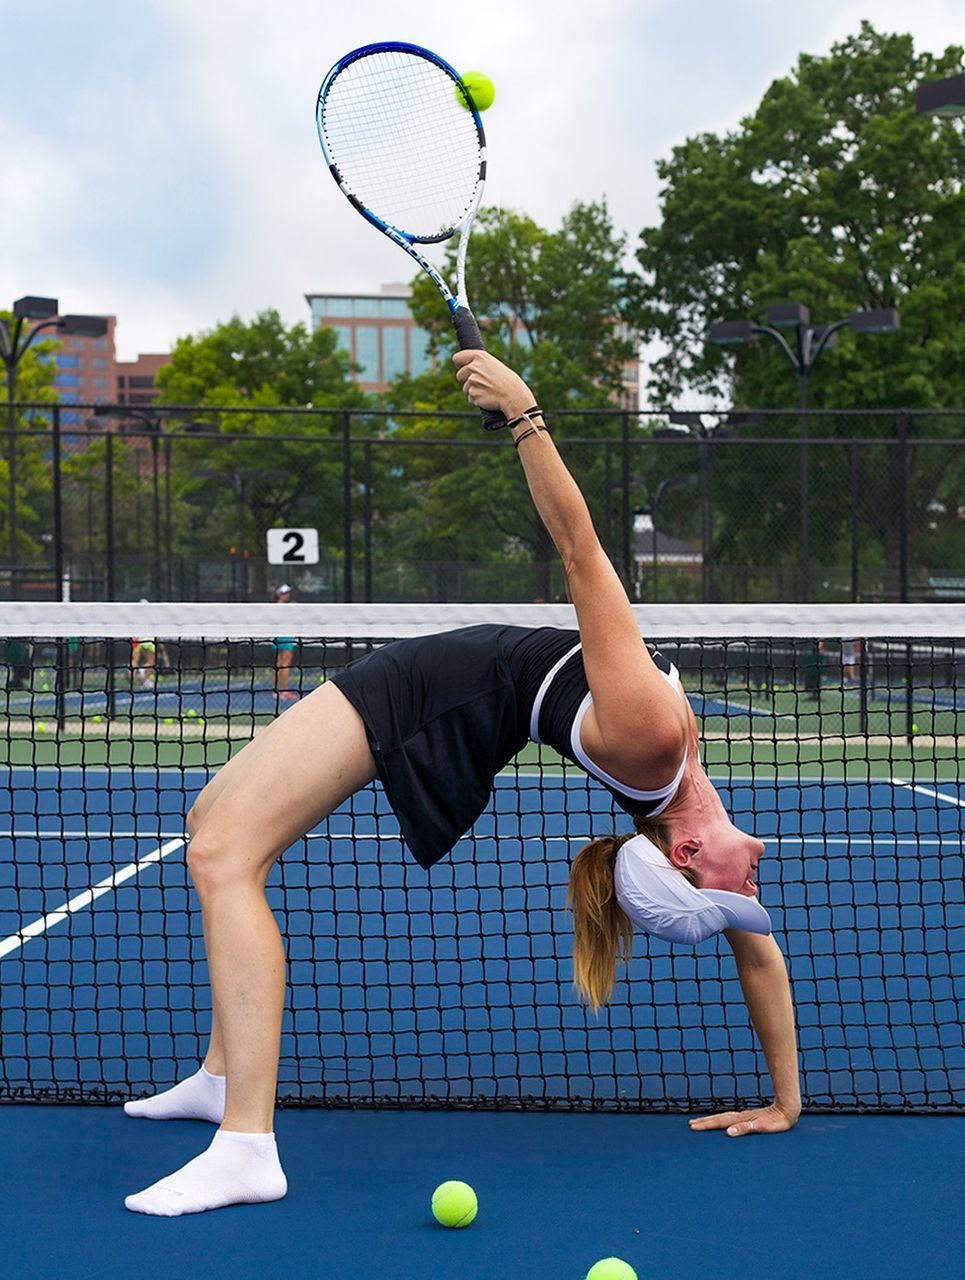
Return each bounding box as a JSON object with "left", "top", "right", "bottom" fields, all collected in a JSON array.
[
  {"left": 410, "top": 328, "right": 432, "bottom": 377},
  {"left": 355, "top": 326, "right": 380, "bottom": 381},
  {"left": 382, "top": 327, "right": 406, "bottom": 382},
  {"left": 309, "top": 293, "right": 434, "bottom": 386},
  {"left": 312, "top": 294, "right": 412, "bottom": 320}
]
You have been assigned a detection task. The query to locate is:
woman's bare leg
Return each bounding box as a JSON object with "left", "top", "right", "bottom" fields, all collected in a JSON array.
[{"left": 125, "top": 683, "right": 376, "bottom": 1215}]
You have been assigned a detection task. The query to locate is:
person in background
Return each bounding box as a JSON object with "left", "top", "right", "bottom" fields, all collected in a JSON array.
[{"left": 272, "top": 584, "right": 298, "bottom": 702}]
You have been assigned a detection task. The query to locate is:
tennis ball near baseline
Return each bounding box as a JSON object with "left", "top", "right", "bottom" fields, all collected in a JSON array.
[
  {"left": 456, "top": 71, "right": 495, "bottom": 112},
  {"left": 431, "top": 1180, "right": 478, "bottom": 1228},
  {"left": 586, "top": 1260, "right": 638, "bottom": 1280}
]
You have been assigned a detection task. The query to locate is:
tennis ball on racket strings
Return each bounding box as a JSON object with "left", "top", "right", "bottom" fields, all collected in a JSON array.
[
  {"left": 456, "top": 71, "right": 495, "bottom": 112},
  {"left": 586, "top": 1260, "right": 637, "bottom": 1280},
  {"left": 431, "top": 1180, "right": 477, "bottom": 1228}
]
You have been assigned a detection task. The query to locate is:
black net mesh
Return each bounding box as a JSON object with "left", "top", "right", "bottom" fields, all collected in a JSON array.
[{"left": 0, "top": 602, "right": 962, "bottom": 1112}]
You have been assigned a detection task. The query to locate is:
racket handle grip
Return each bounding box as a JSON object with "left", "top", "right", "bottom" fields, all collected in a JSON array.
[{"left": 452, "top": 306, "right": 507, "bottom": 431}]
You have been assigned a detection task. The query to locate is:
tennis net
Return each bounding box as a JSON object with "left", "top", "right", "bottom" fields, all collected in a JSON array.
[{"left": 1, "top": 602, "right": 962, "bottom": 1113}]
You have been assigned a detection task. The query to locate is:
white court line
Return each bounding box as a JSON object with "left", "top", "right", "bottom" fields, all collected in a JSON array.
[
  {"left": 1, "top": 827, "right": 959, "bottom": 848},
  {"left": 0, "top": 837, "right": 185, "bottom": 959},
  {"left": 892, "top": 780, "right": 965, "bottom": 809}
]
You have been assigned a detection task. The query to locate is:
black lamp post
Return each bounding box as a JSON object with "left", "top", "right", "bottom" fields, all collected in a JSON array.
[
  {"left": 0, "top": 297, "right": 108, "bottom": 596},
  {"left": 637, "top": 472, "right": 698, "bottom": 602},
  {"left": 709, "top": 303, "right": 900, "bottom": 599},
  {"left": 916, "top": 73, "right": 965, "bottom": 118},
  {"left": 665, "top": 412, "right": 724, "bottom": 600}
]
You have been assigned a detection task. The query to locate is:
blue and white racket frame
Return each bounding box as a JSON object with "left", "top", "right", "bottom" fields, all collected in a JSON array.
[{"left": 316, "top": 40, "right": 504, "bottom": 429}]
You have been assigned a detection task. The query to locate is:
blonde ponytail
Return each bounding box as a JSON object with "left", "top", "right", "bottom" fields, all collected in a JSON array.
[{"left": 566, "top": 816, "right": 675, "bottom": 1011}]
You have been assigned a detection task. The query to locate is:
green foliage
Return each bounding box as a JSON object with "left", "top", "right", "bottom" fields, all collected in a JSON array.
[
  {"left": 636, "top": 22, "right": 964, "bottom": 409},
  {"left": 150, "top": 309, "right": 370, "bottom": 585},
  {"left": 156, "top": 308, "right": 362, "bottom": 411},
  {"left": 634, "top": 23, "right": 964, "bottom": 589},
  {"left": 382, "top": 204, "right": 635, "bottom": 594},
  {"left": 408, "top": 202, "right": 636, "bottom": 409}
]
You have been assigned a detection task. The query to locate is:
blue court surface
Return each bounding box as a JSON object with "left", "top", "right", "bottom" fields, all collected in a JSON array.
[
  {"left": 1, "top": 766, "right": 962, "bottom": 1276},
  {"left": 0, "top": 1106, "right": 961, "bottom": 1279}
]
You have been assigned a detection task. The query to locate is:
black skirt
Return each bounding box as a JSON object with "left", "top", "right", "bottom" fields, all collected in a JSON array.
[{"left": 329, "top": 624, "right": 579, "bottom": 869}]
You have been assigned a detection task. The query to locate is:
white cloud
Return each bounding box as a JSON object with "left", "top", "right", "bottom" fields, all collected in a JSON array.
[{"left": 0, "top": 0, "right": 959, "bottom": 359}]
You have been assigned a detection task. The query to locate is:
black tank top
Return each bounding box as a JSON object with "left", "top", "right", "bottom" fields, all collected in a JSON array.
[{"left": 503, "top": 627, "right": 686, "bottom": 818}]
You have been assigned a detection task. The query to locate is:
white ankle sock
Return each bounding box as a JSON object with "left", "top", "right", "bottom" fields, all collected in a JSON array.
[
  {"left": 124, "top": 1130, "right": 287, "bottom": 1216},
  {"left": 124, "top": 1066, "right": 226, "bottom": 1123}
]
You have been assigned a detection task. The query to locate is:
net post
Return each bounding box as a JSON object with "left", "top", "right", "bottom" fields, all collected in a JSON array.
[
  {"left": 905, "top": 639, "right": 915, "bottom": 746},
  {"left": 859, "top": 632, "right": 869, "bottom": 736}
]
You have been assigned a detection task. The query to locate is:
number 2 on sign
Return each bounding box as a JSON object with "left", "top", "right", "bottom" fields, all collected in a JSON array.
[{"left": 266, "top": 528, "right": 320, "bottom": 565}]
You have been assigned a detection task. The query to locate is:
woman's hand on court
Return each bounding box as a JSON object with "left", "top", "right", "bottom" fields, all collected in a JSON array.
[
  {"left": 453, "top": 350, "right": 534, "bottom": 418},
  {"left": 688, "top": 1101, "right": 801, "bottom": 1138}
]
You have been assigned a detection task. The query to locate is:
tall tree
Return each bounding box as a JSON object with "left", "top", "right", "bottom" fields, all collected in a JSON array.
[
  {"left": 151, "top": 310, "right": 367, "bottom": 592},
  {"left": 381, "top": 203, "right": 637, "bottom": 597},
  {"left": 635, "top": 23, "right": 964, "bottom": 590}
]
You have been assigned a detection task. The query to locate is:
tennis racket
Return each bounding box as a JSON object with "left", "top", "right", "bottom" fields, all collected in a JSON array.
[{"left": 316, "top": 40, "right": 504, "bottom": 430}]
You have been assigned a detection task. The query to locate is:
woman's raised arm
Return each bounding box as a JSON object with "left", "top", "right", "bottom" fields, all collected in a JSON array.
[{"left": 454, "top": 349, "right": 687, "bottom": 767}]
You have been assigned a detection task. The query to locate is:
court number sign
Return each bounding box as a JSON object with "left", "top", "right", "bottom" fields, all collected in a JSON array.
[{"left": 267, "top": 528, "right": 320, "bottom": 565}]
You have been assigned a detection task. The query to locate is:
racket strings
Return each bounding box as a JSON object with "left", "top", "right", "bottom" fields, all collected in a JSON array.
[{"left": 319, "top": 49, "right": 483, "bottom": 240}]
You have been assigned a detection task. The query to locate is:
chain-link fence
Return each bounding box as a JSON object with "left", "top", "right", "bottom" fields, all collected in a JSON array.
[{"left": 2, "top": 402, "right": 962, "bottom": 603}]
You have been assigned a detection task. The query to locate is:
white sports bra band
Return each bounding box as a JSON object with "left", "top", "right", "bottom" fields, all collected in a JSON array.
[
  {"left": 528, "top": 639, "right": 687, "bottom": 811},
  {"left": 570, "top": 692, "right": 687, "bottom": 812},
  {"left": 529, "top": 642, "right": 583, "bottom": 743}
]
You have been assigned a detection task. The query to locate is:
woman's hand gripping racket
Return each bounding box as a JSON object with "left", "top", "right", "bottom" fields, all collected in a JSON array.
[{"left": 316, "top": 41, "right": 505, "bottom": 430}]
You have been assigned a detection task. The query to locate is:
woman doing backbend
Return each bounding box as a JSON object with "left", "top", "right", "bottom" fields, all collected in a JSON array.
[{"left": 123, "top": 351, "right": 801, "bottom": 1217}]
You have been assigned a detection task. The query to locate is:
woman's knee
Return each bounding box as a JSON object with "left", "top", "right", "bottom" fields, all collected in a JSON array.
[
  {"left": 186, "top": 798, "right": 205, "bottom": 839},
  {"left": 186, "top": 826, "right": 265, "bottom": 895}
]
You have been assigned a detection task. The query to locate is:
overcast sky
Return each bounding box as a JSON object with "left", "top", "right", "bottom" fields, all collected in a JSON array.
[{"left": 1, "top": 1, "right": 960, "bottom": 361}]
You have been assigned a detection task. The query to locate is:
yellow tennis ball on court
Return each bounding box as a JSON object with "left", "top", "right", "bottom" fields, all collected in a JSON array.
[
  {"left": 912, "top": 722, "right": 919, "bottom": 734},
  {"left": 163, "top": 717, "right": 174, "bottom": 724},
  {"left": 37, "top": 722, "right": 47, "bottom": 733},
  {"left": 187, "top": 709, "right": 197, "bottom": 718},
  {"left": 456, "top": 71, "right": 495, "bottom": 112},
  {"left": 92, "top": 714, "right": 103, "bottom": 723},
  {"left": 586, "top": 1260, "right": 637, "bottom": 1280},
  {"left": 431, "top": 1180, "right": 477, "bottom": 1228}
]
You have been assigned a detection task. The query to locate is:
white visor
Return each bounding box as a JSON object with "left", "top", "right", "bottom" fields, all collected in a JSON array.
[{"left": 614, "top": 833, "right": 772, "bottom": 945}]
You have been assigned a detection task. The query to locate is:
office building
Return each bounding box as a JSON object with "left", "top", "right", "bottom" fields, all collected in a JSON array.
[{"left": 306, "top": 283, "right": 432, "bottom": 393}]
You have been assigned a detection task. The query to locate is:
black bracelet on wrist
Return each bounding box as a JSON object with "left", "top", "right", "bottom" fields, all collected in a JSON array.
[
  {"left": 513, "top": 425, "right": 542, "bottom": 448},
  {"left": 505, "top": 405, "right": 543, "bottom": 431}
]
